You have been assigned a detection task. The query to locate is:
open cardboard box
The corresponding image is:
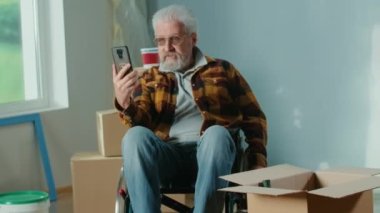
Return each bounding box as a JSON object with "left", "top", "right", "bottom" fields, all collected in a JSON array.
[{"left": 220, "top": 164, "right": 380, "bottom": 213}]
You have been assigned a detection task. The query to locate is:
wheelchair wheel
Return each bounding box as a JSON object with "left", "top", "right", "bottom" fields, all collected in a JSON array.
[
  {"left": 124, "top": 195, "right": 133, "bottom": 213},
  {"left": 226, "top": 192, "right": 247, "bottom": 213}
]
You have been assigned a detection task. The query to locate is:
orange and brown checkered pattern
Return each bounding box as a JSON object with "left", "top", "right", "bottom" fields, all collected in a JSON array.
[{"left": 116, "top": 56, "right": 267, "bottom": 167}]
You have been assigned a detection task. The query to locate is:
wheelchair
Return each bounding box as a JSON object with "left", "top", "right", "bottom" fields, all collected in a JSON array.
[{"left": 115, "top": 135, "right": 251, "bottom": 213}]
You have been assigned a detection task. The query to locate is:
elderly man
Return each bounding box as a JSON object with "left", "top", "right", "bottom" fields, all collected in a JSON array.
[{"left": 112, "top": 4, "right": 267, "bottom": 213}]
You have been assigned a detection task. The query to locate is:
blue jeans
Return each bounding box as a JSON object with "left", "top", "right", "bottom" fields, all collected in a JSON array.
[{"left": 122, "top": 125, "right": 236, "bottom": 213}]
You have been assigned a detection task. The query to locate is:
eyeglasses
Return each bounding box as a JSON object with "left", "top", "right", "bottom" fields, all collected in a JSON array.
[{"left": 153, "top": 34, "right": 187, "bottom": 46}]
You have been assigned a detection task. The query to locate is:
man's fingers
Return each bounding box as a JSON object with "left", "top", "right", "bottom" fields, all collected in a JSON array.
[{"left": 117, "top": 63, "right": 132, "bottom": 78}]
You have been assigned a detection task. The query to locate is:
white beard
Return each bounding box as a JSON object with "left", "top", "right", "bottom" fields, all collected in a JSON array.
[{"left": 159, "top": 52, "right": 192, "bottom": 72}]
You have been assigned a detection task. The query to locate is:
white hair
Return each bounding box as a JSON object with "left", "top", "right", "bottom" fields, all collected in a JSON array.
[{"left": 152, "top": 4, "right": 197, "bottom": 35}]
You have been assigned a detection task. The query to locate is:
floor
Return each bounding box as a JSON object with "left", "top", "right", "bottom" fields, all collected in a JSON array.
[
  {"left": 49, "top": 188, "right": 73, "bottom": 213},
  {"left": 49, "top": 189, "right": 380, "bottom": 213}
]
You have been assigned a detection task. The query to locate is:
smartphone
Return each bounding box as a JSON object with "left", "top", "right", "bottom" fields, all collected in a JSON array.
[{"left": 111, "top": 45, "right": 133, "bottom": 75}]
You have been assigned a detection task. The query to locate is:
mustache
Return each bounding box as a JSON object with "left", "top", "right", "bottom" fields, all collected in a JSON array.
[{"left": 162, "top": 52, "right": 180, "bottom": 58}]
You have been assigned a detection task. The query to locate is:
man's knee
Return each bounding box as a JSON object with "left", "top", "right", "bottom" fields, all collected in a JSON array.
[
  {"left": 203, "top": 125, "right": 230, "bottom": 138},
  {"left": 202, "top": 125, "right": 233, "bottom": 144},
  {"left": 122, "top": 126, "right": 155, "bottom": 155},
  {"left": 199, "top": 125, "right": 235, "bottom": 154},
  {"left": 197, "top": 125, "right": 236, "bottom": 176}
]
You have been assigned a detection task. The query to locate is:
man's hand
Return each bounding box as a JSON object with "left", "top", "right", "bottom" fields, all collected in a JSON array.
[{"left": 112, "top": 63, "right": 139, "bottom": 109}]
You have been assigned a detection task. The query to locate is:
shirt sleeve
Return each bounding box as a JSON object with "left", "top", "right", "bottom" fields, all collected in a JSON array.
[
  {"left": 113, "top": 72, "right": 154, "bottom": 129},
  {"left": 228, "top": 63, "right": 268, "bottom": 168}
]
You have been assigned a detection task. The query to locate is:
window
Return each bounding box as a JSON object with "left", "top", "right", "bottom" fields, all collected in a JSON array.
[{"left": 0, "top": 0, "right": 68, "bottom": 119}]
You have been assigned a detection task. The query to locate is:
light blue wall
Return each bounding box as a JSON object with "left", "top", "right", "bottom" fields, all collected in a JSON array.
[{"left": 156, "top": 0, "right": 380, "bottom": 170}]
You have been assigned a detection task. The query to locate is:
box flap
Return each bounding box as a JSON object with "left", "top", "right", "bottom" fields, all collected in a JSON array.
[
  {"left": 220, "top": 164, "right": 311, "bottom": 186},
  {"left": 320, "top": 167, "right": 380, "bottom": 176},
  {"left": 309, "top": 176, "right": 380, "bottom": 198},
  {"left": 220, "top": 185, "right": 304, "bottom": 196}
]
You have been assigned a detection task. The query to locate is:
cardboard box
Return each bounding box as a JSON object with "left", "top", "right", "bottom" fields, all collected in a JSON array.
[
  {"left": 96, "top": 109, "right": 125, "bottom": 156},
  {"left": 71, "top": 152, "right": 123, "bottom": 213},
  {"left": 220, "top": 164, "right": 380, "bottom": 213},
  {"left": 71, "top": 152, "right": 194, "bottom": 213}
]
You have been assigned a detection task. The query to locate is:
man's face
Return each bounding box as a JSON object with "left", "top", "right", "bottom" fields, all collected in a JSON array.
[{"left": 154, "top": 21, "right": 197, "bottom": 71}]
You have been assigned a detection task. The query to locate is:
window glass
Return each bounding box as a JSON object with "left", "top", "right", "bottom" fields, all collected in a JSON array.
[{"left": 0, "top": 0, "right": 24, "bottom": 104}]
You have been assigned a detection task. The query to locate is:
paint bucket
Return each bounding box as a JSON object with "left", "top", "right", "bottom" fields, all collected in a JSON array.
[
  {"left": 0, "top": 191, "right": 50, "bottom": 213},
  {"left": 140, "top": 47, "right": 159, "bottom": 68}
]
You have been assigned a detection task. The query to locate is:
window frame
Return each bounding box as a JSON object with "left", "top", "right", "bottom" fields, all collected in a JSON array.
[{"left": 0, "top": 0, "right": 68, "bottom": 119}]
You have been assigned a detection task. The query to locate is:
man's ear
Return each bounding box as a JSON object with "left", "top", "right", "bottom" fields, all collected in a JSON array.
[{"left": 191, "top": 32, "right": 197, "bottom": 45}]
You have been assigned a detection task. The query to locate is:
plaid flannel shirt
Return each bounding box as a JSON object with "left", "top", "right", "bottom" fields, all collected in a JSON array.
[{"left": 116, "top": 56, "right": 268, "bottom": 167}]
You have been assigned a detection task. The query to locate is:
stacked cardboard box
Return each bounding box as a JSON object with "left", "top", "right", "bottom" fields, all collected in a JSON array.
[
  {"left": 71, "top": 152, "right": 122, "bottom": 213},
  {"left": 71, "top": 109, "right": 193, "bottom": 213},
  {"left": 96, "top": 109, "right": 124, "bottom": 157}
]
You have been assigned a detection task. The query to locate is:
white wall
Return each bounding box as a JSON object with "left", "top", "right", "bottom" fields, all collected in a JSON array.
[
  {"left": 0, "top": 0, "right": 115, "bottom": 191},
  {"left": 157, "top": 0, "right": 380, "bottom": 170}
]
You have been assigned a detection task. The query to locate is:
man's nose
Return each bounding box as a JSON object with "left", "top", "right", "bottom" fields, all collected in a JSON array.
[{"left": 163, "top": 40, "right": 175, "bottom": 51}]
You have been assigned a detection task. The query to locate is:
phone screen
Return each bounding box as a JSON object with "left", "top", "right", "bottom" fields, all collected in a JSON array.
[{"left": 112, "top": 46, "right": 133, "bottom": 74}]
